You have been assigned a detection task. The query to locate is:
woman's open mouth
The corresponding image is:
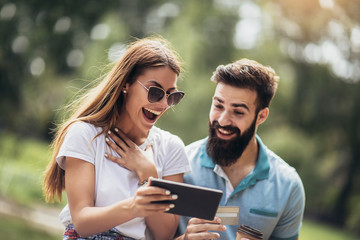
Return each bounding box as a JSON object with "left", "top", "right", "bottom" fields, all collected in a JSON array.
[{"left": 142, "top": 107, "right": 161, "bottom": 122}]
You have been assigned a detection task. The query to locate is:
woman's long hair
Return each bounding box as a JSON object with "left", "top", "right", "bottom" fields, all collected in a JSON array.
[{"left": 43, "top": 37, "right": 181, "bottom": 202}]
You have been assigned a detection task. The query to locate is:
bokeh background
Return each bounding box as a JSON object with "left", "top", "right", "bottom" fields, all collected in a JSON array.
[{"left": 0, "top": 0, "right": 359, "bottom": 239}]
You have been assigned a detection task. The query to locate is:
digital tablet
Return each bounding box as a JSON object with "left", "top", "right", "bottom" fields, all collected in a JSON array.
[{"left": 149, "top": 178, "right": 223, "bottom": 220}]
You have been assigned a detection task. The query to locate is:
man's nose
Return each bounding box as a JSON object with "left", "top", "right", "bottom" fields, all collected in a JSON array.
[{"left": 218, "top": 111, "right": 232, "bottom": 126}]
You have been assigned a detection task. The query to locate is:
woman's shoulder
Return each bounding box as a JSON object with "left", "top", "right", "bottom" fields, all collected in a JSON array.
[
  {"left": 67, "top": 121, "right": 103, "bottom": 137},
  {"left": 150, "top": 126, "right": 184, "bottom": 147}
]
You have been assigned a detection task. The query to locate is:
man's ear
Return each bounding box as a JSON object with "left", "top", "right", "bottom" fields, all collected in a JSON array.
[{"left": 256, "top": 107, "right": 269, "bottom": 125}]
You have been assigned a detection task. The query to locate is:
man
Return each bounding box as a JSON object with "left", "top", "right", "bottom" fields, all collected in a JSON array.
[{"left": 176, "top": 59, "right": 305, "bottom": 240}]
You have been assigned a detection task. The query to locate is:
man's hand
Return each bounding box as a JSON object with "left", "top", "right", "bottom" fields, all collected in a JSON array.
[{"left": 176, "top": 217, "right": 226, "bottom": 240}]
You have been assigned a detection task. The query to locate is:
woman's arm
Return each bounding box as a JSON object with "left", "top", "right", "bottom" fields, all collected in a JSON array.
[
  {"left": 65, "top": 157, "right": 175, "bottom": 237},
  {"left": 105, "top": 129, "right": 187, "bottom": 239},
  {"left": 145, "top": 174, "right": 183, "bottom": 240}
]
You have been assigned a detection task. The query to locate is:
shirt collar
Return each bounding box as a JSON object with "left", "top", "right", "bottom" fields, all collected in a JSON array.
[{"left": 199, "top": 137, "right": 216, "bottom": 168}]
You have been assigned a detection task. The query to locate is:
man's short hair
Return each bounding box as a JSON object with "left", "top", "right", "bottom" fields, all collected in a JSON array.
[{"left": 211, "top": 58, "right": 279, "bottom": 111}]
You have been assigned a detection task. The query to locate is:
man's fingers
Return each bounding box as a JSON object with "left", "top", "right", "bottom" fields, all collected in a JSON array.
[
  {"left": 188, "top": 222, "right": 225, "bottom": 233},
  {"left": 188, "top": 217, "right": 221, "bottom": 225},
  {"left": 186, "top": 217, "right": 226, "bottom": 239},
  {"left": 187, "top": 232, "right": 221, "bottom": 240}
]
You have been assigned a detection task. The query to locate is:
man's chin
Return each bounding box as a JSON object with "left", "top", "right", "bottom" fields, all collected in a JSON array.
[{"left": 207, "top": 119, "right": 257, "bottom": 166}]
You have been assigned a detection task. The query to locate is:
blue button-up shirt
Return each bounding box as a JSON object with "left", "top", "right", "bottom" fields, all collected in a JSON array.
[{"left": 178, "top": 135, "right": 305, "bottom": 240}]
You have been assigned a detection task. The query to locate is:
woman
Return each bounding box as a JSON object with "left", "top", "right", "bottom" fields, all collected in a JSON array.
[{"left": 43, "top": 37, "right": 190, "bottom": 240}]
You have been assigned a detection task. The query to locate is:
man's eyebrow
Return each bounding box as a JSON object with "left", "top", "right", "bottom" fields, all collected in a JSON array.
[
  {"left": 213, "top": 96, "right": 224, "bottom": 103},
  {"left": 213, "top": 97, "right": 249, "bottom": 111},
  {"left": 232, "top": 103, "right": 249, "bottom": 111}
]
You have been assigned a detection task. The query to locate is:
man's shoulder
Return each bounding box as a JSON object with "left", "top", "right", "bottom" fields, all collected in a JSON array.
[
  {"left": 185, "top": 138, "right": 207, "bottom": 158},
  {"left": 265, "top": 147, "right": 303, "bottom": 185},
  {"left": 185, "top": 137, "right": 207, "bottom": 150}
]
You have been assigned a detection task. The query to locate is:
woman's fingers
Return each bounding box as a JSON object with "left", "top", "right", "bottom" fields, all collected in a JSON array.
[
  {"left": 137, "top": 186, "right": 175, "bottom": 199},
  {"left": 131, "top": 186, "right": 178, "bottom": 217},
  {"left": 106, "top": 130, "right": 128, "bottom": 152},
  {"left": 105, "top": 128, "right": 157, "bottom": 181},
  {"left": 114, "top": 128, "right": 133, "bottom": 148},
  {"left": 105, "top": 151, "right": 126, "bottom": 167},
  {"left": 105, "top": 135, "right": 123, "bottom": 154}
]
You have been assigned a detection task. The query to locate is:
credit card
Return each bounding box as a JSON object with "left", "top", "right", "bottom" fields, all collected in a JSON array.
[{"left": 216, "top": 206, "right": 239, "bottom": 225}]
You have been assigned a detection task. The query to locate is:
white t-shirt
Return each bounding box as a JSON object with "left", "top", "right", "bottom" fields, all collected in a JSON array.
[{"left": 56, "top": 121, "right": 191, "bottom": 240}]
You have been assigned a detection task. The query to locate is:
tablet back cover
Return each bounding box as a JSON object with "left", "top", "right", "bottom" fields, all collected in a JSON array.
[{"left": 150, "top": 178, "right": 223, "bottom": 220}]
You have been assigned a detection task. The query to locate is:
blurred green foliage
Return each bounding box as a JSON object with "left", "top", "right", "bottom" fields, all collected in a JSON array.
[
  {"left": 0, "top": 131, "right": 66, "bottom": 207},
  {"left": 0, "top": 214, "right": 59, "bottom": 240},
  {"left": 300, "top": 219, "right": 360, "bottom": 240},
  {"left": 0, "top": 0, "right": 359, "bottom": 236},
  {"left": 0, "top": 131, "right": 49, "bottom": 205}
]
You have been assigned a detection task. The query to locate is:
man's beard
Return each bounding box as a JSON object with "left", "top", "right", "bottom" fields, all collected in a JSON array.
[{"left": 206, "top": 116, "right": 257, "bottom": 167}]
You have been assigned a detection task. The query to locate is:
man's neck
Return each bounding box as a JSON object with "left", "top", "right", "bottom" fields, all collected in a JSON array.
[{"left": 221, "top": 136, "right": 259, "bottom": 188}]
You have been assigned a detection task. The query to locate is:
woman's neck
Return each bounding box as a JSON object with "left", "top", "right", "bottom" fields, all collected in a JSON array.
[{"left": 115, "top": 122, "right": 149, "bottom": 146}]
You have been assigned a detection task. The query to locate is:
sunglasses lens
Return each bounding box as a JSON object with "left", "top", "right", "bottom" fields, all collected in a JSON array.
[
  {"left": 147, "top": 86, "right": 184, "bottom": 106},
  {"left": 167, "top": 92, "right": 185, "bottom": 106},
  {"left": 148, "top": 87, "right": 165, "bottom": 103}
]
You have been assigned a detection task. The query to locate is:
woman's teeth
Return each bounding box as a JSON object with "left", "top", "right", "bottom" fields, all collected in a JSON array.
[{"left": 144, "top": 107, "right": 161, "bottom": 115}]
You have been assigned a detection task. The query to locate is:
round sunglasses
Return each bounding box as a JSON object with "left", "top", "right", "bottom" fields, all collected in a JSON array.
[{"left": 136, "top": 80, "right": 185, "bottom": 106}]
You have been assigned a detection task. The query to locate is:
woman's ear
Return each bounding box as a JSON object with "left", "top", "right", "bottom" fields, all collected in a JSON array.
[
  {"left": 256, "top": 107, "right": 269, "bottom": 125},
  {"left": 122, "top": 83, "right": 130, "bottom": 94}
]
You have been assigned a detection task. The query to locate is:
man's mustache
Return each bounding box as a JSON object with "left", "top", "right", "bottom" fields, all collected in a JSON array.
[{"left": 211, "top": 121, "right": 240, "bottom": 135}]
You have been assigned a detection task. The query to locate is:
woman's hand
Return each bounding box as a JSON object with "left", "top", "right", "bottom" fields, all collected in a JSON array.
[
  {"left": 176, "top": 217, "right": 226, "bottom": 240},
  {"left": 105, "top": 128, "right": 158, "bottom": 183},
  {"left": 129, "top": 183, "right": 177, "bottom": 218}
]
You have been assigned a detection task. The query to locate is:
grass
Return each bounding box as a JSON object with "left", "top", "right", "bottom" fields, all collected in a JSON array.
[
  {"left": 0, "top": 214, "right": 60, "bottom": 240},
  {"left": 300, "top": 219, "right": 360, "bottom": 240}
]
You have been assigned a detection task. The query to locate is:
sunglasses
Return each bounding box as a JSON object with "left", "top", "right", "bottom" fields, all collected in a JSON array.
[{"left": 136, "top": 80, "right": 185, "bottom": 106}]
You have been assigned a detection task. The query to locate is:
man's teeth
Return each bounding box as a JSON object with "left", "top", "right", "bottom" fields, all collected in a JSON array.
[
  {"left": 218, "top": 128, "right": 232, "bottom": 135},
  {"left": 144, "top": 108, "right": 161, "bottom": 115}
]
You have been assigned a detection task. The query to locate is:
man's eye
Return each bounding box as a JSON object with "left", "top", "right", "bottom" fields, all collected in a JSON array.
[
  {"left": 235, "top": 111, "right": 244, "bottom": 115},
  {"left": 214, "top": 104, "right": 223, "bottom": 109}
]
